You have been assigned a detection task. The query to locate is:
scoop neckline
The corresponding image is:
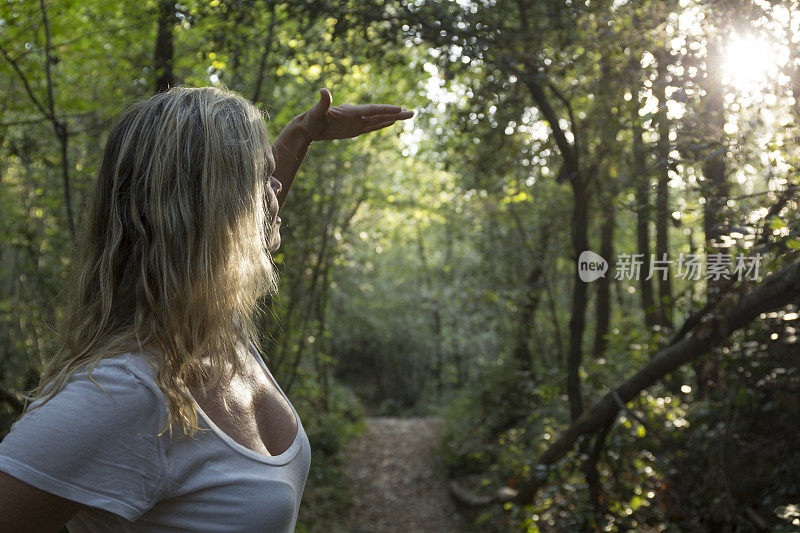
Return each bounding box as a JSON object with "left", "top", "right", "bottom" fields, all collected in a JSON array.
[{"left": 186, "top": 342, "right": 303, "bottom": 466}]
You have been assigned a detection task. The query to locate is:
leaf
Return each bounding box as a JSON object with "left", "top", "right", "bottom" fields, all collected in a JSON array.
[{"left": 770, "top": 217, "right": 787, "bottom": 230}]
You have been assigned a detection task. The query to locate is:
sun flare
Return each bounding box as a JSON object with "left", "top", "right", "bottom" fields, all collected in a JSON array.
[{"left": 721, "top": 34, "right": 779, "bottom": 94}]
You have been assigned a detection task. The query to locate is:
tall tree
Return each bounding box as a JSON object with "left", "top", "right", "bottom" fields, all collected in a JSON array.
[
  {"left": 653, "top": 49, "right": 674, "bottom": 328},
  {"left": 154, "top": 0, "right": 177, "bottom": 92}
]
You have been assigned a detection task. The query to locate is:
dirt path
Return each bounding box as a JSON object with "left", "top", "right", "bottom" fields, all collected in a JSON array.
[{"left": 333, "top": 417, "right": 466, "bottom": 533}]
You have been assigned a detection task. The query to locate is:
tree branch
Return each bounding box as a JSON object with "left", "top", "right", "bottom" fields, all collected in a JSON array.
[
  {"left": 514, "top": 258, "right": 800, "bottom": 505},
  {"left": 39, "top": 0, "right": 76, "bottom": 239},
  {"left": 513, "top": 63, "right": 579, "bottom": 183},
  {"left": 252, "top": 1, "right": 277, "bottom": 103},
  {"left": 0, "top": 5, "right": 76, "bottom": 239},
  {"left": 0, "top": 41, "right": 50, "bottom": 119},
  {"left": 40, "top": 0, "right": 57, "bottom": 122},
  {"left": 546, "top": 79, "right": 580, "bottom": 161}
]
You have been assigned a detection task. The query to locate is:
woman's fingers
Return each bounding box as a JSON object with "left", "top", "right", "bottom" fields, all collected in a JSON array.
[
  {"left": 362, "top": 104, "right": 403, "bottom": 115},
  {"left": 346, "top": 104, "right": 413, "bottom": 117},
  {"left": 361, "top": 110, "right": 415, "bottom": 125}
]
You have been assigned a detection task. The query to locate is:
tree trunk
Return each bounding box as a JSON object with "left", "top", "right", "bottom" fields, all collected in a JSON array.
[
  {"left": 38, "top": 0, "right": 76, "bottom": 239},
  {"left": 632, "top": 96, "right": 657, "bottom": 328},
  {"left": 567, "top": 172, "right": 589, "bottom": 421},
  {"left": 511, "top": 222, "right": 551, "bottom": 371},
  {"left": 518, "top": 67, "right": 587, "bottom": 422},
  {"left": 252, "top": 3, "right": 277, "bottom": 103},
  {"left": 697, "top": 38, "right": 730, "bottom": 398},
  {"left": 592, "top": 202, "right": 614, "bottom": 359},
  {"left": 544, "top": 273, "right": 566, "bottom": 370},
  {"left": 701, "top": 39, "right": 730, "bottom": 300},
  {"left": 154, "top": 0, "right": 176, "bottom": 93},
  {"left": 55, "top": 122, "right": 75, "bottom": 240},
  {"left": 513, "top": 265, "right": 544, "bottom": 370},
  {"left": 654, "top": 50, "right": 673, "bottom": 329}
]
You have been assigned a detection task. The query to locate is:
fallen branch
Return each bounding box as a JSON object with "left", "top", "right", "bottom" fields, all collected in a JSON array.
[{"left": 513, "top": 258, "right": 800, "bottom": 505}]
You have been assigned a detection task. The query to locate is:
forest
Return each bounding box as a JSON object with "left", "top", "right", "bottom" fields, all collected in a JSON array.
[{"left": 1, "top": 0, "right": 800, "bottom": 531}]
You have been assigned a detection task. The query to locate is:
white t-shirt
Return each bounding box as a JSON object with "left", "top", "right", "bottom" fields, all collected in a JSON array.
[{"left": 0, "top": 347, "right": 311, "bottom": 532}]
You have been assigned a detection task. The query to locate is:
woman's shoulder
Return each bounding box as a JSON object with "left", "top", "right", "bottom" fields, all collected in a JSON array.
[
  {"left": 0, "top": 352, "right": 169, "bottom": 522},
  {"left": 31, "top": 352, "right": 166, "bottom": 421},
  {"left": 84, "top": 352, "right": 161, "bottom": 390}
]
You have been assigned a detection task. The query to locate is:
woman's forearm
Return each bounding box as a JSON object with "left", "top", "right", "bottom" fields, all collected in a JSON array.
[{"left": 271, "top": 117, "right": 313, "bottom": 210}]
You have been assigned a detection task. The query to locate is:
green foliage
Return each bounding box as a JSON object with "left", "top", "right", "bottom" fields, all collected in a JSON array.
[
  {"left": 3, "top": 0, "right": 800, "bottom": 530},
  {"left": 293, "top": 377, "right": 366, "bottom": 532}
]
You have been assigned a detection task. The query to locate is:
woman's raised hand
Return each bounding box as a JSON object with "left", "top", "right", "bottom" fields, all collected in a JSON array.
[{"left": 295, "top": 88, "right": 415, "bottom": 141}]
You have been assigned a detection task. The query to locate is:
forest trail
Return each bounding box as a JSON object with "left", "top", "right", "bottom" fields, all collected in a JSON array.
[{"left": 333, "top": 417, "right": 467, "bottom": 533}]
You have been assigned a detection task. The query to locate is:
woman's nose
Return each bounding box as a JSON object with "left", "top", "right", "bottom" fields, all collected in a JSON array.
[{"left": 270, "top": 177, "right": 282, "bottom": 195}]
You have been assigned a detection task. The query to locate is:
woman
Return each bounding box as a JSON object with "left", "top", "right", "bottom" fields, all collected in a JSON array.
[{"left": 0, "top": 86, "right": 414, "bottom": 532}]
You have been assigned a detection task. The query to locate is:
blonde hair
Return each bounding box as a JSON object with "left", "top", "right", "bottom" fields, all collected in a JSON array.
[{"left": 26, "top": 86, "right": 278, "bottom": 437}]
